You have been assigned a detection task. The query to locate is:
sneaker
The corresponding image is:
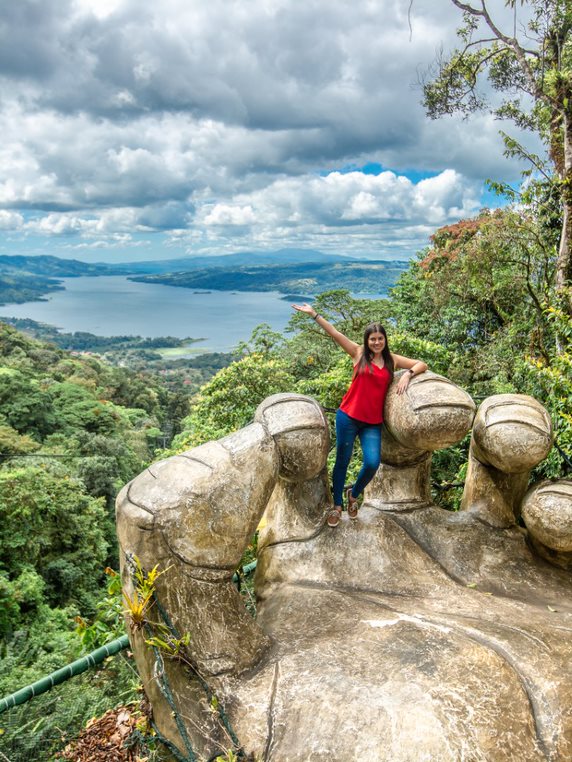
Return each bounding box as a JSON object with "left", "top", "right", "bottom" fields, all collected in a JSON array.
[
  {"left": 346, "top": 486, "right": 358, "bottom": 519},
  {"left": 327, "top": 506, "right": 342, "bottom": 527}
]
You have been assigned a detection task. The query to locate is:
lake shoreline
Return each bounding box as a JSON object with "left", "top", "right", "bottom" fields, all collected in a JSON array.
[
  {"left": 0, "top": 276, "right": 303, "bottom": 352},
  {"left": 0, "top": 275, "right": 389, "bottom": 353}
]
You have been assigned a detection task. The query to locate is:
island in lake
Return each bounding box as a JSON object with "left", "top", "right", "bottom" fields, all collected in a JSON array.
[
  {"left": 128, "top": 259, "right": 409, "bottom": 295},
  {"left": 0, "top": 250, "right": 409, "bottom": 305}
]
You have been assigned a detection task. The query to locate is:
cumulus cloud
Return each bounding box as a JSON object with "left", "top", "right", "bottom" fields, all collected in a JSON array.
[
  {"left": 188, "top": 168, "right": 480, "bottom": 256},
  {"left": 24, "top": 207, "right": 153, "bottom": 236},
  {"left": 204, "top": 204, "right": 256, "bottom": 227},
  {"left": 0, "top": 211, "right": 24, "bottom": 230},
  {"left": 0, "top": 0, "right": 542, "bottom": 260}
]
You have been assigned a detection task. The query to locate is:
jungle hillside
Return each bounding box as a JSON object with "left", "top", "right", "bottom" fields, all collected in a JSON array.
[
  {"left": 0, "top": 196, "right": 570, "bottom": 759},
  {"left": 1, "top": 0, "right": 572, "bottom": 760}
]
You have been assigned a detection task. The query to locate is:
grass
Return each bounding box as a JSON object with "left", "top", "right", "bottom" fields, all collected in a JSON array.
[{"left": 155, "top": 345, "right": 209, "bottom": 358}]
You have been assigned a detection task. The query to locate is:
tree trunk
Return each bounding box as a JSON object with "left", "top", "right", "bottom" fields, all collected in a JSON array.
[{"left": 556, "top": 111, "right": 572, "bottom": 314}]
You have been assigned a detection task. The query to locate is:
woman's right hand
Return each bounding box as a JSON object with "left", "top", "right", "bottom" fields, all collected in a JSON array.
[{"left": 291, "top": 303, "right": 316, "bottom": 316}]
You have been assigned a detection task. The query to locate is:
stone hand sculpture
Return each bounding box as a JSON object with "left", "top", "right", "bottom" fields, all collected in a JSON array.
[{"left": 116, "top": 374, "right": 572, "bottom": 761}]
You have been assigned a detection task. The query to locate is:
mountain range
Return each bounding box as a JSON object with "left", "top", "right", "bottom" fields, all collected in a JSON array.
[
  {"left": 0, "top": 249, "right": 409, "bottom": 304},
  {"left": 129, "top": 259, "right": 408, "bottom": 295}
]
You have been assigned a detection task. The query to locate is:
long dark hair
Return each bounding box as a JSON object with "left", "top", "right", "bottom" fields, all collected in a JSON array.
[{"left": 356, "top": 323, "right": 394, "bottom": 378}]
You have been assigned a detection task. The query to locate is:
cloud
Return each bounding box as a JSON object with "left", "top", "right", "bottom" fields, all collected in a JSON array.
[
  {"left": 217, "top": 169, "right": 480, "bottom": 228},
  {"left": 0, "top": 211, "right": 24, "bottom": 230},
  {"left": 24, "top": 208, "right": 150, "bottom": 236},
  {"left": 187, "top": 167, "right": 480, "bottom": 258},
  {"left": 0, "top": 0, "right": 543, "bottom": 260},
  {"left": 15, "top": 166, "right": 479, "bottom": 263},
  {"left": 204, "top": 204, "right": 256, "bottom": 227}
]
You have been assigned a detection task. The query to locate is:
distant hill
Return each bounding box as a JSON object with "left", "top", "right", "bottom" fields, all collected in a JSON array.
[
  {"left": 109, "top": 248, "right": 357, "bottom": 274},
  {"left": 0, "top": 254, "right": 131, "bottom": 305},
  {"left": 0, "top": 254, "right": 129, "bottom": 277},
  {"left": 0, "top": 272, "right": 64, "bottom": 305},
  {"left": 129, "top": 259, "right": 409, "bottom": 295},
  {"left": 0, "top": 250, "right": 409, "bottom": 304}
]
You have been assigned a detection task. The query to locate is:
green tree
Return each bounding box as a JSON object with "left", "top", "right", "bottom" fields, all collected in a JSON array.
[
  {"left": 283, "top": 290, "right": 393, "bottom": 381},
  {"left": 0, "top": 367, "right": 54, "bottom": 437},
  {"left": 0, "top": 424, "right": 41, "bottom": 456},
  {"left": 516, "top": 290, "right": 572, "bottom": 477},
  {"left": 0, "top": 321, "right": 190, "bottom": 758},
  {"left": 389, "top": 210, "right": 571, "bottom": 475},
  {"left": 423, "top": 0, "right": 572, "bottom": 305},
  {"left": 171, "top": 353, "right": 296, "bottom": 450},
  {"left": 0, "top": 467, "right": 109, "bottom": 612},
  {"left": 67, "top": 430, "right": 146, "bottom": 506},
  {"left": 390, "top": 209, "right": 558, "bottom": 392}
]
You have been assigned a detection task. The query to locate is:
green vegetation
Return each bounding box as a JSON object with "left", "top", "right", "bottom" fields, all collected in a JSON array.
[
  {"left": 0, "top": 272, "right": 64, "bottom": 305},
  {"left": 130, "top": 259, "right": 408, "bottom": 295},
  {"left": 0, "top": 316, "right": 234, "bottom": 395},
  {"left": 0, "top": 317, "right": 197, "bottom": 352},
  {"left": 0, "top": 322, "right": 197, "bottom": 758},
  {"left": 415, "top": 0, "right": 572, "bottom": 494},
  {"left": 423, "top": 0, "right": 572, "bottom": 305},
  {"left": 0, "top": 255, "right": 128, "bottom": 278},
  {"left": 0, "top": 255, "right": 130, "bottom": 305}
]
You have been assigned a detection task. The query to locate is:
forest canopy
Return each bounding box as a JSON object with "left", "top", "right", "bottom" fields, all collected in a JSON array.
[
  {"left": 422, "top": 0, "right": 572, "bottom": 305},
  {"left": 2, "top": 4, "right": 572, "bottom": 752},
  {"left": 1, "top": 192, "right": 571, "bottom": 757}
]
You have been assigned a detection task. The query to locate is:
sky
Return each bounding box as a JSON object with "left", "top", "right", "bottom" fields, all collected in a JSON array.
[{"left": 0, "top": 0, "right": 540, "bottom": 263}]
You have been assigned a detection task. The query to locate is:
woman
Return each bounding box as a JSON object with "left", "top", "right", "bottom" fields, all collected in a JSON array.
[{"left": 292, "top": 304, "right": 428, "bottom": 527}]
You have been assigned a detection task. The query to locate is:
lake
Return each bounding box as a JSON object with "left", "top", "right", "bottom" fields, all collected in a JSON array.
[{"left": 0, "top": 276, "right": 385, "bottom": 353}]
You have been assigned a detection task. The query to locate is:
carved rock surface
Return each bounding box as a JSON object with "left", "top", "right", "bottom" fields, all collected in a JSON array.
[
  {"left": 384, "top": 371, "right": 476, "bottom": 451},
  {"left": 523, "top": 480, "right": 572, "bottom": 551},
  {"left": 471, "top": 394, "right": 553, "bottom": 473},
  {"left": 116, "top": 387, "right": 572, "bottom": 762}
]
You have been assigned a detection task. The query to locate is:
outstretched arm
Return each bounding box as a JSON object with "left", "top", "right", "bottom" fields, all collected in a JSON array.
[
  {"left": 392, "top": 352, "right": 428, "bottom": 395},
  {"left": 292, "top": 303, "right": 360, "bottom": 360}
]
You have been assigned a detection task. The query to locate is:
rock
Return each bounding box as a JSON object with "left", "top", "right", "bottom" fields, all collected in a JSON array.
[
  {"left": 384, "top": 371, "right": 476, "bottom": 451},
  {"left": 461, "top": 394, "right": 553, "bottom": 528},
  {"left": 522, "top": 480, "right": 572, "bottom": 570},
  {"left": 116, "top": 383, "right": 572, "bottom": 761},
  {"left": 470, "top": 394, "right": 553, "bottom": 473}
]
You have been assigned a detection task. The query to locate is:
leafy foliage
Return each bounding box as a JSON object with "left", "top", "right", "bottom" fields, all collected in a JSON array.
[
  {"left": 171, "top": 353, "right": 296, "bottom": 450},
  {"left": 422, "top": 0, "right": 572, "bottom": 302},
  {"left": 1, "top": 189, "right": 571, "bottom": 756},
  {"left": 389, "top": 207, "right": 571, "bottom": 484},
  {"left": 391, "top": 209, "right": 559, "bottom": 388},
  {"left": 516, "top": 292, "right": 572, "bottom": 478},
  {"left": 75, "top": 568, "right": 125, "bottom": 651},
  {"left": 0, "top": 467, "right": 109, "bottom": 615},
  {"left": 0, "top": 320, "right": 196, "bottom": 758}
]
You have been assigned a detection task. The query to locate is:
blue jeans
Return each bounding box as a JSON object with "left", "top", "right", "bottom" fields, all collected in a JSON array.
[{"left": 332, "top": 409, "right": 382, "bottom": 506}]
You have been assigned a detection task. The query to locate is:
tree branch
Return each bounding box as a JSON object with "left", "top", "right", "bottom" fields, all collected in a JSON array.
[
  {"left": 464, "top": 37, "right": 503, "bottom": 48},
  {"left": 463, "top": 34, "right": 538, "bottom": 58},
  {"left": 451, "top": 0, "right": 558, "bottom": 109},
  {"left": 498, "top": 131, "right": 553, "bottom": 181}
]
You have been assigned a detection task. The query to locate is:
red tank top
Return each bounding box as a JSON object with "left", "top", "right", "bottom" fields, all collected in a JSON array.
[{"left": 340, "top": 363, "right": 392, "bottom": 424}]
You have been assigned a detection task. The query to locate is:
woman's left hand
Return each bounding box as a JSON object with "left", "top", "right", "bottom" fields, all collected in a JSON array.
[{"left": 395, "top": 372, "right": 412, "bottom": 395}]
